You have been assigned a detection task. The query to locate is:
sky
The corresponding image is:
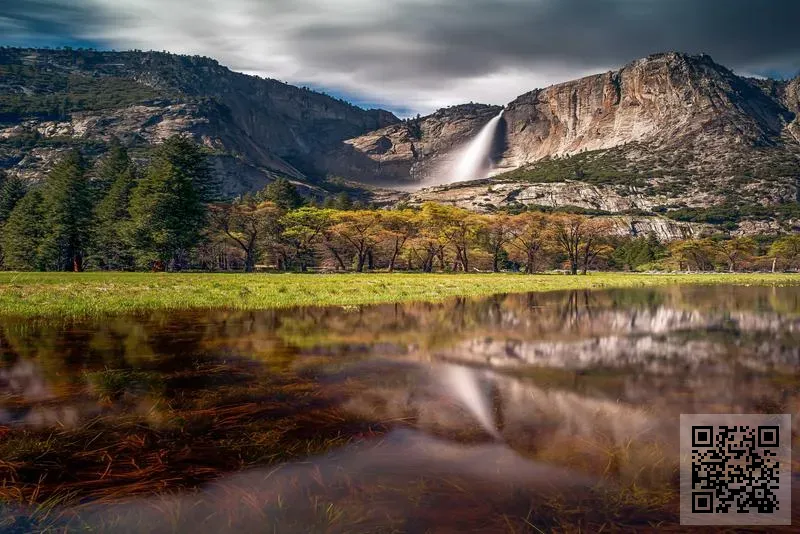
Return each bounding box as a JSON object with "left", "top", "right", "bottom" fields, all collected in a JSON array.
[{"left": 3, "top": 0, "right": 800, "bottom": 117}]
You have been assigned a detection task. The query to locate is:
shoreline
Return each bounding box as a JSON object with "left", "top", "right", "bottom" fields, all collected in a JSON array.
[{"left": 2, "top": 271, "right": 800, "bottom": 318}]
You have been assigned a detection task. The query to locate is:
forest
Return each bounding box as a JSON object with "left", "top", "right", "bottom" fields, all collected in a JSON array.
[{"left": 1, "top": 136, "right": 799, "bottom": 275}]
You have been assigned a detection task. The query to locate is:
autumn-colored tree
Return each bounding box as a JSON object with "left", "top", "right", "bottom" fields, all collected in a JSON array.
[
  {"left": 280, "top": 207, "right": 333, "bottom": 271},
  {"left": 477, "top": 214, "right": 514, "bottom": 272},
  {"left": 330, "top": 210, "right": 384, "bottom": 272},
  {"left": 210, "top": 197, "right": 282, "bottom": 272},
  {"left": 715, "top": 237, "right": 757, "bottom": 272},
  {"left": 406, "top": 205, "right": 450, "bottom": 272},
  {"left": 668, "top": 238, "right": 717, "bottom": 271},
  {"left": 507, "top": 212, "right": 550, "bottom": 273},
  {"left": 579, "top": 219, "right": 613, "bottom": 274},
  {"left": 421, "top": 204, "right": 480, "bottom": 272},
  {"left": 769, "top": 235, "right": 800, "bottom": 271},
  {"left": 380, "top": 209, "right": 418, "bottom": 272},
  {"left": 551, "top": 214, "right": 611, "bottom": 275}
]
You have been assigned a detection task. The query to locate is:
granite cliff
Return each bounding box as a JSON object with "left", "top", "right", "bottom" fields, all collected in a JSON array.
[
  {"left": 0, "top": 47, "right": 398, "bottom": 195},
  {"left": 2, "top": 48, "right": 799, "bottom": 235},
  {"left": 344, "top": 53, "right": 800, "bottom": 223}
]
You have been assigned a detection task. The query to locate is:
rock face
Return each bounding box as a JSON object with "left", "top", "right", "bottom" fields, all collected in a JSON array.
[
  {"left": 499, "top": 53, "right": 792, "bottom": 166},
  {"left": 323, "top": 103, "right": 503, "bottom": 186},
  {"left": 0, "top": 48, "right": 398, "bottom": 195},
  {"left": 3, "top": 48, "right": 799, "bottom": 224},
  {"left": 343, "top": 53, "right": 800, "bottom": 215}
]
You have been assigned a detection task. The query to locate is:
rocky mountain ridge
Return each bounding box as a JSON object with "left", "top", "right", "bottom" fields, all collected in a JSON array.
[
  {"left": 2, "top": 48, "right": 799, "bottom": 235},
  {"left": 344, "top": 53, "right": 800, "bottom": 228},
  {"left": 0, "top": 47, "right": 398, "bottom": 195}
]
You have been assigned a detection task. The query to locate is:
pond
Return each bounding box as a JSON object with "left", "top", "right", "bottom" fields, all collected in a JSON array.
[{"left": 1, "top": 285, "right": 798, "bottom": 532}]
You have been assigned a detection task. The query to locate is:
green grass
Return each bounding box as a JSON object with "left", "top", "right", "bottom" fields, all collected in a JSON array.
[{"left": 2, "top": 272, "right": 800, "bottom": 318}]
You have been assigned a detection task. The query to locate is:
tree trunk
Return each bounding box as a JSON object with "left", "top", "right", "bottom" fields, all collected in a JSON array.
[
  {"left": 72, "top": 254, "right": 83, "bottom": 272},
  {"left": 329, "top": 248, "right": 346, "bottom": 271},
  {"left": 389, "top": 244, "right": 399, "bottom": 272},
  {"left": 772, "top": 257, "right": 777, "bottom": 273},
  {"left": 244, "top": 250, "right": 255, "bottom": 273},
  {"left": 570, "top": 261, "right": 578, "bottom": 275}
]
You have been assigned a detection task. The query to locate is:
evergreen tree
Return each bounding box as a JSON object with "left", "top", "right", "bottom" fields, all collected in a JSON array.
[
  {"left": 38, "top": 151, "right": 93, "bottom": 271},
  {"left": 92, "top": 154, "right": 137, "bottom": 270},
  {"left": 92, "top": 138, "right": 132, "bottom": 199},
  {"left": 2, "top": 189, "right": 45, "bottom": 270},
  {"left": 0, "top": 173, "right": 27, "bottom": 225},
  {"left": 258, "top": 177, "right": 304, "bottom": 211},
  {"left": 327, "top": 191, "right": 352, "bottom": 211},
  {"left": 127, "top": 136, "right": 218, "bottom": 270}
]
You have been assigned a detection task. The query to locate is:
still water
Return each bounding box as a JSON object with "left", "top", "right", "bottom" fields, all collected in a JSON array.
[{"left": 1, "top": 285, "right": 799, "bottom": 532}]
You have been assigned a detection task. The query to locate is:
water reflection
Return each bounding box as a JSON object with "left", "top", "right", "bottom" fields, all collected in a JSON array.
[{"left": 1, "top": 285, "right": 799, "bottom": 531}]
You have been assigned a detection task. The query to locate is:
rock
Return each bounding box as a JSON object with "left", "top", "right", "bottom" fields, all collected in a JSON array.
[
  {"left": 0, "top": 47, "right": 399, "bottom": 196},
  {"left": 344, "top": 53, "right": 800, "bottom": 217}
]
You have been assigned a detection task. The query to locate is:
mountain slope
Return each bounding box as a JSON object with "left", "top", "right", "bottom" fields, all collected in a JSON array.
[
  {"left": 2, "top": 48, "right": 799, "bottom": 224},
  {"left": 344, "top": 53, "right": 800, "bottom": 213},
  {"left": 0, "top": 47, "right": 398, "bottom": 195}
]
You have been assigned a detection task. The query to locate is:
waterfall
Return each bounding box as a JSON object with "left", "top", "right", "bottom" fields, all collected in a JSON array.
[
  {"left": 441, "top": 364, "right": 501, "bottom": 439},
  {"left": 449, "top": 109, "right": 504, "bottom": 184}
]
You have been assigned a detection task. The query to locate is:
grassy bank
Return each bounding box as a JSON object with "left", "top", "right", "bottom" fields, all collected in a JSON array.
[{"left": 2, "top": 271, "right": 800, "bottom": 318}]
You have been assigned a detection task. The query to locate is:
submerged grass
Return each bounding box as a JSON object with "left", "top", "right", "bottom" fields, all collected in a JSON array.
[{"left": 2, "top": 271, "right": 800, "bottom": 318}]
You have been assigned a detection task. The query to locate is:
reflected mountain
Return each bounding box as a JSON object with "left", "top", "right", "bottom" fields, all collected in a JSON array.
[{"left": 1, "top": 285, "right": 799, "bottom": 531}]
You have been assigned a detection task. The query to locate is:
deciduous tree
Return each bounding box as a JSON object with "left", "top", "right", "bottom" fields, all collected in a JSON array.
[
  {"left": 330, "top": 210, "right": 384, "bottom": 272},
  {"left": 715, "top": 237, "right": 756, "bottom": 272},
  {"left": 210, "top": 197, "right": 281, "bottom": 272},
  {"left": 507, "top": 212, "right": 549, "bottom": 274},
  {"left": 380, "top": 209, "right": 417, "bottom": 272},
  {"left": 769, "top": 235, "right": 800, "bottom": 271}
]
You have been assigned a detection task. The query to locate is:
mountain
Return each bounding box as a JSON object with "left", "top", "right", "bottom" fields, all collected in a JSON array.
[
  {"left": 0, "top": 47, "right": 398, "bottom": 195},
  {"left": 344, "top": 53, "right": 800, "bottom": 220},
  {"left": 2, "top": 48, "right": 799, "bottom": 232}
]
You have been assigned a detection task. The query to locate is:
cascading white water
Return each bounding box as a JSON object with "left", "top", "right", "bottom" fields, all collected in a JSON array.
[
  {"left": 449, "top": 109, "right": 504, "bottom": 184},
  {"left": 441, "top": 364, "right": 501, "bottom": 439}
]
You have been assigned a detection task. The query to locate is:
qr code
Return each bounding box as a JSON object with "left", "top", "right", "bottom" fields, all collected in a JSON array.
[{"left": 680, "top": 414, "right": 791, "bottom": 526}]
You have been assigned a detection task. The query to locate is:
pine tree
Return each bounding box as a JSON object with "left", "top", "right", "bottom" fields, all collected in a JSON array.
[
  {"left": 0, "top": 173, "right": 27, "bottom": 225},
  {"left": 92, "top": 138, "right": 132, "bottom": 199},
  {"left": 127, "top": 136, "right": 218, "bottom": 270},
  {"left": 2, "top": 189, "right": 45, "bottom": 270},
  {"left": 258, "top": 177, "right": 305, "bottom": 211},
  {"left": 38, "top": 151, "right": 93, "bottom": 271},
  {"left": 92, "top": 155, "right": 137, "bottom": 270}
]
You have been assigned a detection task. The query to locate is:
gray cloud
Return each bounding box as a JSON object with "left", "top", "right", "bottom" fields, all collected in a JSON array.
[{"left": 3, "top": 0, "right": 800, "bottom": 115}]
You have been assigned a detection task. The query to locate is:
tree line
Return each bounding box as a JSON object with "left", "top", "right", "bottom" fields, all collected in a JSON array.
[{"left": 1, "top": 136, "right": 799, "bottom": 274}]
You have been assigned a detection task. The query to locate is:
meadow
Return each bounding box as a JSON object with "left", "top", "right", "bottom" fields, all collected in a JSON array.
[{"left": 2, "top": 271, "right": 800, "bottom": 317}]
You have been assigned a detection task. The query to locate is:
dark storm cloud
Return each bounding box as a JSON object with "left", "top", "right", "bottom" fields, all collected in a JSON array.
[
  {"left": 2, "top": 0, "right": 799, "bottom": 114},
  {"left": 289, "top": 0, "right": 800, "bottom": 79},
  {"left": 1, "top": 0, "right": 108, "bottom": 48}
]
